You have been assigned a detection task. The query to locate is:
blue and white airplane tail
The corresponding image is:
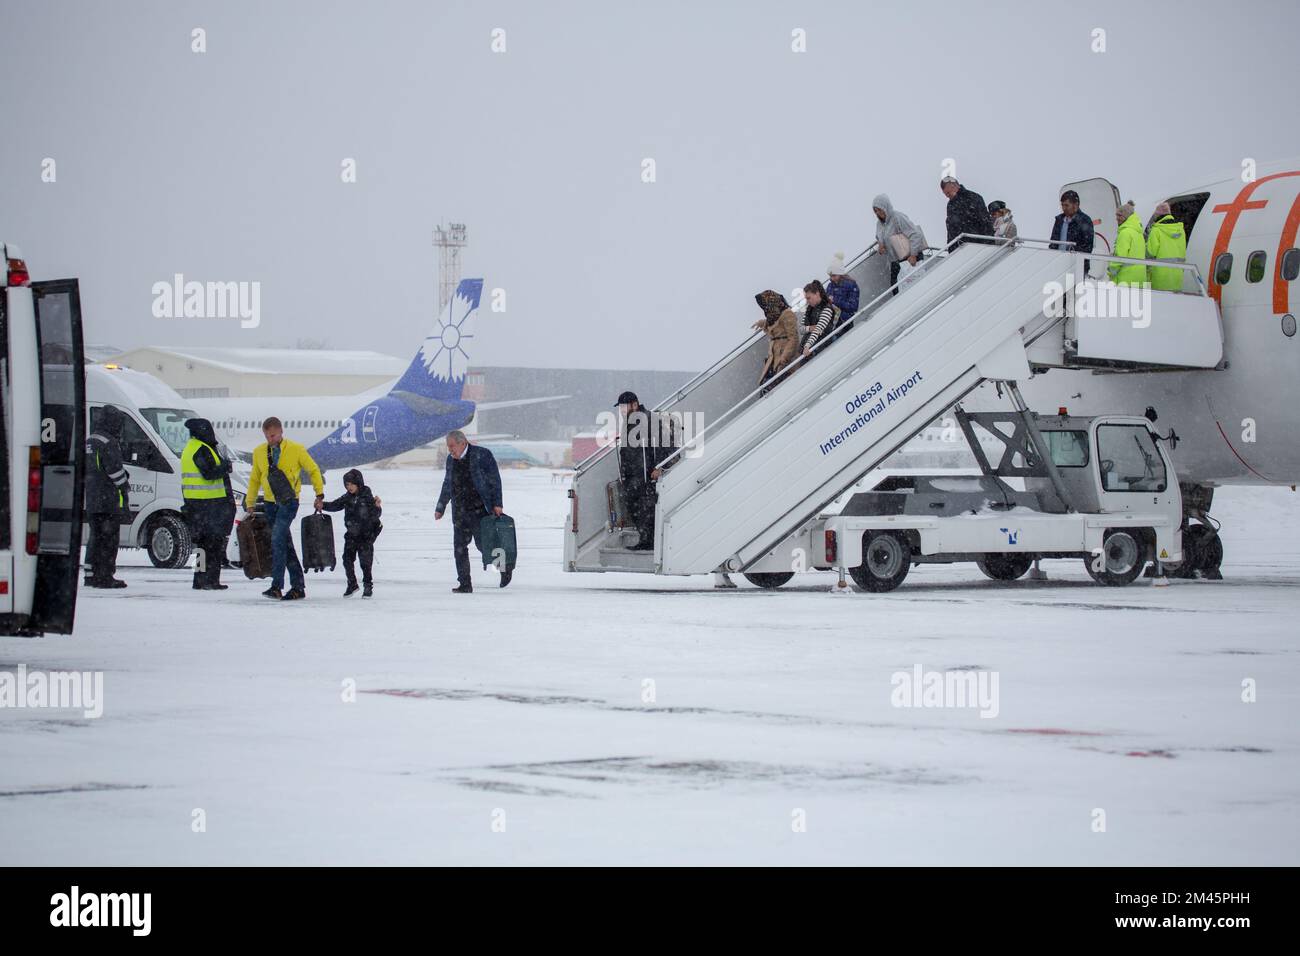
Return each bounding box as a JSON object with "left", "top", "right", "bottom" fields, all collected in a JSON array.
[
  {"left": 389, "top": 278, "right": 484, "bottom": 401},
  {"left": 308, "top": 278, "right": 484, "bottom": 470}
]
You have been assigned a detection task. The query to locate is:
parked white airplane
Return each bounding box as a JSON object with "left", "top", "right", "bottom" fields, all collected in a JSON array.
[
  {"left": 190, "top": 279, "right": 564, "bottom": 468},
  {"left": 970, "top": 158, "right": 1300, "bottom": 575}
]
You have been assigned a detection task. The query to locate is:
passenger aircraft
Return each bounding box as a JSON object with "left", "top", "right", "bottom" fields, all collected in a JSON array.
[
  {"left": 970, "top": 158, "right": 1300, "bottom": 571},
  {"left": 195, "top": 278, "right": 563, "bottom": 470}
]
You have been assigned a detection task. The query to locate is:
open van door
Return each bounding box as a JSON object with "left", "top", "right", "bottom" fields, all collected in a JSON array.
[
  {"left": 1060, "top": 178, "right": 1121, "bottom": 277},
  {"left": 29, "top": 279, "right": 86, "bottom": 634}
]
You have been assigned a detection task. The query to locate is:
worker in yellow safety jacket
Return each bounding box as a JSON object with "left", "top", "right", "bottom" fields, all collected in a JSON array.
[
  {"left": 181, "top": 417, "right": 235, "bottom": 590},
  {"left": 1109, "top": 201, "right": 1149, "bottom": 286},
  {"left": 1146, "top": 202, "right": 1188, "bottom": 292}
]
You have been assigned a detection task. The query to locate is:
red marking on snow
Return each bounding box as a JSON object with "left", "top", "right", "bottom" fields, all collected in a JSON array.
[
  {"left": 1006, "top": 728, "right": 1107, "bottom": 737},
  {"left": 1125, "top": 750, "right": 1175, "bottom": 759}
]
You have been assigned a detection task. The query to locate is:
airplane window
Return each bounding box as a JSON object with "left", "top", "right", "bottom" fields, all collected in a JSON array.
[
  {"left": 1214, "top": 253, "right": 1233, "bottom": 285},
  {"left": 1246, "top": 250, "right": 1267, "bottom": 283},
  {"left": 1283, "top": 249, "right": 1300, "bottom": 282}
]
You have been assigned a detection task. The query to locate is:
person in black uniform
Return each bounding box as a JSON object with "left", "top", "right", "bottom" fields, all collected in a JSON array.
[
  {"left": 614, "top": 391, "right": 676, "bottom": 551},
  {"left": 435, "top": 430, "right": 505, "bottom": 593},
  {"left": 84, "top": 405, "right": 131, "bottom": 588}
]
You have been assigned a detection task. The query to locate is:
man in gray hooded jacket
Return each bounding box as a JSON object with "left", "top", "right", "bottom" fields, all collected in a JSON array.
[{"left": 873, "top": 194, "right": 928, "bottom": 293}]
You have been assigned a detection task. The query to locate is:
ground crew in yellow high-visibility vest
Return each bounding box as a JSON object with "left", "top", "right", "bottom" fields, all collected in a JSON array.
[
  {"left": 181, "top": 418, "right": 236, "bottom": 590},
  {"left": 1146, "top": 202, "right": 1188, "bottom": 292},
  {"left": 1109, "top": 201, "right": 1149, "bottom": 287}
]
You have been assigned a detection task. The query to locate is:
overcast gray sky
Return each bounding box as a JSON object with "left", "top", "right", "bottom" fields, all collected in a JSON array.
[{"left": 3, "top": 0, "right": 1297, "bottom": 370}]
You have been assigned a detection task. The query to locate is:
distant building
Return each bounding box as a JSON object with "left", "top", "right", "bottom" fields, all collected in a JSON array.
[
  {"left": 469, "top": 366, "right": 696, "bottom": 441},
  {"left": 104, "top": 346, "right": 406, "bottom": 399}
]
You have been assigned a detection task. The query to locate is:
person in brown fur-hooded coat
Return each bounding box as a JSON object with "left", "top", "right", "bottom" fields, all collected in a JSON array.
[{"left": 752, "top": 290, "right": 799, "bottom": 388}]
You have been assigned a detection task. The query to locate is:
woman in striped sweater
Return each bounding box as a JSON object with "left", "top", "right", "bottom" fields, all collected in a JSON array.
[{"left": 800, "top": 279, "right": 840, "bottom": 358}]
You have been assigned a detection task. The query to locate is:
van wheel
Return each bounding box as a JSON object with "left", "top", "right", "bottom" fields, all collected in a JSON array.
[
  {"left": 977, "top": 554, "right": 1034, "bottom": 581},
  {"left": 1084, "top": 529, "right": 1145, "bottom": 586},
  {"left": 743, "top": 572, "right": 794, "bottom": 589},
  {"left": 849, "top": 530, "right": 911, "bottom": 592},
  {"left": 146, "top": 513, "right": 192, "bottom": 569}
]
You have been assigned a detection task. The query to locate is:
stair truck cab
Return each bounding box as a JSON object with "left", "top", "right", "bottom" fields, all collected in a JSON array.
[
  {"left": 1, "top": 243, "right": 86, "bottom": 636},
  {"left": 814, "top": 408, "right": 1184, "bottom": 592}
]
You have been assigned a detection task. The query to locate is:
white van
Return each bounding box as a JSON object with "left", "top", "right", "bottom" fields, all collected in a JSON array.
[
  {"left": 2, "top": 243, "right": 86, "bottom": 635},
  {"left": 87, "top": 363, "right": 250, "bottom": 568}
]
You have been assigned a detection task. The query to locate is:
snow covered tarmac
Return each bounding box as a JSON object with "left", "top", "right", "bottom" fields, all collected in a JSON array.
[{"left": 2, "top": 468, "right": 1298, "bottom": 865}]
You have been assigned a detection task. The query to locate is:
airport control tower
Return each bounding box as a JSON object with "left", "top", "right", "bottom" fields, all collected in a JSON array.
[{"left": 432, "top": 222, "right": 468, "bottom": 315}]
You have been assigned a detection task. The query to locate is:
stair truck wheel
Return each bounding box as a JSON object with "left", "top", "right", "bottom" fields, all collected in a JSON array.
[
  {"left": 976, "top": 553, "right": 1035, "bottom": 581},
  {"left": 1084, "top": 529, "right": 1145, "bottom": 587},
  {"left": 742, "top": 571, "right": 795, "bottom": 589},
  {"left": 849, "top": 530, "right": 912, "bottom": 593},
  {"left": 146, "top": 512, "right": 193, "bottom": 569}
]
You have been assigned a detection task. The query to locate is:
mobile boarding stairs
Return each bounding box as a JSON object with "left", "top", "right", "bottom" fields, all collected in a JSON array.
[{"left": 564, "top": 232, "right": 1224, "bottom": 582}]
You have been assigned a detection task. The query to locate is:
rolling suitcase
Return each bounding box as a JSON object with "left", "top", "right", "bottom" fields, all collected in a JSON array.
[
  {"left": 478, "top": 512, "right": 517, "bottom": 572},
  {"left": 237, "top": 512, "right": 273, "bottom": 580},
  {"left": 300, "top": 512, "right": 336, "bottom": 573},
  {"left": 605, "top": 480, "right": 628, "bottom": 529}
]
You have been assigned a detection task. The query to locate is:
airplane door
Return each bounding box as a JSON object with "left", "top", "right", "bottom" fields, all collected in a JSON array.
[
  {"left": 29, "top": 280, "right": 86, "bottom": 635},
  {"left": 362, "top": 405, "right": 379, "bottom": 443},
  {"left": 1060, "top": 178, "right": 1121, "bottom": 277}
]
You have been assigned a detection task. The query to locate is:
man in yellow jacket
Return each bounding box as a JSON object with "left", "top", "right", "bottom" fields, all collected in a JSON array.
[
  {"left": 245, "top": 416, "right": 325, "bottom": 601},
  {"left": 1109, "top": 201, "right": 1149, "bottom": 287},
  {"left": 1146, "top": 202, "right": 1188, "bottom": 292}
]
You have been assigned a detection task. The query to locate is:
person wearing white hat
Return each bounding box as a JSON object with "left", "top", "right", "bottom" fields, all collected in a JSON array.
[{"left": 826, "top": 252, "right": 860, "bottom": 332}]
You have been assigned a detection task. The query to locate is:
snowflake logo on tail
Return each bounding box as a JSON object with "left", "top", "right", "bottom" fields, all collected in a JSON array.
[{"left": 421, "top": 288, "right": 477, "bottom": 383}]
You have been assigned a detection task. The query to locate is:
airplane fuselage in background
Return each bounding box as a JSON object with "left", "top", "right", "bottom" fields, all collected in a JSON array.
[{"left": 196, "top": 390, "right": 477, "bottom": 470}]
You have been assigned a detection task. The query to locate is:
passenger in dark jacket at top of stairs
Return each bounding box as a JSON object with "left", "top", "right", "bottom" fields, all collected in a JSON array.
[{"left": 941, "top": 176, "right": 995, "bottom": 247}]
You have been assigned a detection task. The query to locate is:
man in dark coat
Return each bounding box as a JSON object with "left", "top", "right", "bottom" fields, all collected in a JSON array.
[
  {"left": 1049, "top": 189, "right": 1095, "bottom": 273},
  {"left": 84, "top": 404, "right": 131, "bottom": 588},
  {"left": 941, "top": 176, "right": 995, "bottom": 247},
  {"left": 615, "top": 391, "right": 676, "bottom": 551},
  {"left": 435, "top": 430, "right": 505, "bottom": 593},
  {"left": 180, "top": 417, "right": 236, "bottom": 590}
]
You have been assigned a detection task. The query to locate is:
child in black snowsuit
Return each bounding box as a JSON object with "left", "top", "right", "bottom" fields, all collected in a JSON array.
[{"left": 322, "top": 468, "right": 383, "bottom": 597}]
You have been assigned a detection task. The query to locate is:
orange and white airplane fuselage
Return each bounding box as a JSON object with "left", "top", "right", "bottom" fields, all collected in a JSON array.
[{"left": 1006, "top": 159, "right": 1300, "bottom": 487}]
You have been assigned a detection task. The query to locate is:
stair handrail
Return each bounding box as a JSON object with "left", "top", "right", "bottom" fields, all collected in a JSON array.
[{"left": 651, "top": 232, "right": 1021, "bottom": 478}]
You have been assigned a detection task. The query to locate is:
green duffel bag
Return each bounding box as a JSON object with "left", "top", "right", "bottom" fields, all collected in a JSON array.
[{"left": 478, "top": 512, "right": 517, "bottom": 572}]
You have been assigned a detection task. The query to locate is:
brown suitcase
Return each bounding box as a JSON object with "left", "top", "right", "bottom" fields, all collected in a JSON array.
[{"left": 236, "top": 512, "right": 273, "bottom": 579}]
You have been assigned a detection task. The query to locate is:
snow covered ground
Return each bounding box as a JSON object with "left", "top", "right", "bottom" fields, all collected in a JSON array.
[{"left": 2, "top": 467, "right": 1298, "bottom": 865}]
